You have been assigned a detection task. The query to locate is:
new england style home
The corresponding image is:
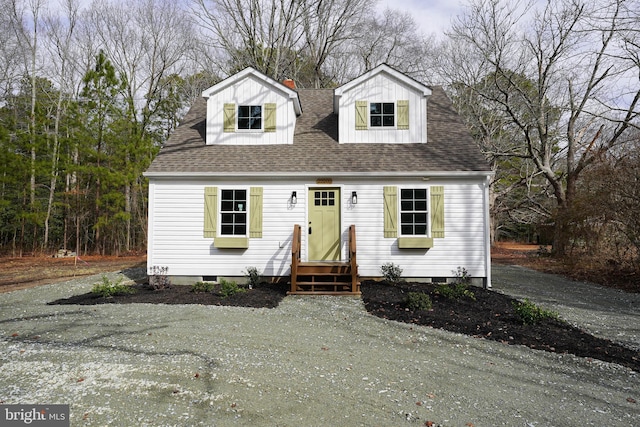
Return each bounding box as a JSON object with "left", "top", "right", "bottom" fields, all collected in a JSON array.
[{"left": 144, "top": 64, "right": 493, "bottom": 294}]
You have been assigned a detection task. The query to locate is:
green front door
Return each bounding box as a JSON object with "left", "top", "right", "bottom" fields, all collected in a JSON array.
[{"left": 308, "top": 188, "right": 341, "bottom": 261}]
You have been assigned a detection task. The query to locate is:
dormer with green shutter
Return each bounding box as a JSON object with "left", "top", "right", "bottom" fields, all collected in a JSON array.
[
  {"left": 334, "top": 64, "right": 431, "bottom": 144},
  {"left": 201, "top": 67, "right": 302, "bottom": 145}
]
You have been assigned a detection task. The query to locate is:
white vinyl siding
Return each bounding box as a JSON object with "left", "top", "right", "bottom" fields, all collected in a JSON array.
[
  {"left": 147, "top": 177, "right": 489, "bottom": 280},
  {"left": 148, "top": 180, "right": 307, "bottom": 277},
  {"left": 343, "top": 180, "right": 486, "bottom": 278}
]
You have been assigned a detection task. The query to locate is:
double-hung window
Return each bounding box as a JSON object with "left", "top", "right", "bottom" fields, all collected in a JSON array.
[
  {"left": 370, "top": 102, "right": 395, "bottom": 127},
  {"left": 220, "top": 189, "right": 247, "bottom": 235},
  {"left": 237, "top": 105, "right": 262, "bottom": 130},
  {"left": 400, "top": 188, "right": 428, "bottom": 236}
]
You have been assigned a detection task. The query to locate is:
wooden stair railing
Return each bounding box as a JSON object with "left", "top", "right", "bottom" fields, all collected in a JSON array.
[
  {"left": 291, "top": 224, "right": 301, "bottom": 294},
  {"left": 289, "top": 224, "right": 359, "bottom": 295},
  {"left": 348, "top": 224, "right": 358, "bottom": 293}
]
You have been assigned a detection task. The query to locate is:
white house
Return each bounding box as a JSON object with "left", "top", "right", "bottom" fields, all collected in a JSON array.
[{"left": 144, "top": 64, "right": 493, "bottom": 293}]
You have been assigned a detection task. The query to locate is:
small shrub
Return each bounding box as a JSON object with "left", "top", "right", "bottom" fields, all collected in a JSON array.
[
  {"left": 381, "top": 263, "right": 403, "bottom": 282},
  {"left": 513, "top": 299, "right": 559, "bottom": 325},
  {"left": 435, "top": 282, "right": 476, "bottom": 301},
  {"left": 453, "top": 266, "right": 471, "bottom": 284},
  {"left": 148, "top": 265, "right": 171, "bottom": 290},
  {"left": 191, "top": 281, "right": 215, "bottom": 293},
  {"left": 220, "top": 279, "right": 246, "bottom": 298},
  {"left": 435, "top": 266, "right": 476, "bottom": 301},
  {"left": 244, "top": 266, "right": 262, "bottom": 289},
  {"left": 406, "top": 292, "right": 432, "bottom": 311},
  {"left": 92, "top": 275, "right": 135, "bottom": 298},
  {"left": 435, "top": 267, "right": 476, "bottom": 301}
]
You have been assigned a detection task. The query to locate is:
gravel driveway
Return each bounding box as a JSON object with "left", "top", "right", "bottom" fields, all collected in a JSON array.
[{"left": 0, "top": 266, "right": 638, "bottom": 426}]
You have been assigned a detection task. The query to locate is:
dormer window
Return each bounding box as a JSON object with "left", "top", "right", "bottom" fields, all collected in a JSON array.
[
  {"left": 370, "top": 102, "right": 395, "bottom": 127},
  {"left": 223, "top": 102, "right": 276, "bottom": 133},
  {"left": 238, "top": 105, "right": 262, "bottom": 130},
  {"left": 354, "top": 99, "right": 409, "bottom": 132}
]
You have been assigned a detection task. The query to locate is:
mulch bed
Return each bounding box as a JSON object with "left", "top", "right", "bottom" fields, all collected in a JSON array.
[
  {"left": 48, "top": 281, "right": 289, "bottom": 309},
  {"left": 360, "top": 280, "right": 639, "bottom": 372},
  {"left": 48, "top": 279, "right": 639, "bottom": 372}
]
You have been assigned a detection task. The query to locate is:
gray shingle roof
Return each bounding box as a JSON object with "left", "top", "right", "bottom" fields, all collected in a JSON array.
[{"left": 145, "top": 87, "right": 491, "bottom": 175}]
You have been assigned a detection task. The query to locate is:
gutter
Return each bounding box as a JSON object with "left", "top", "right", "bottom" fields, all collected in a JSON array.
[{"left": 144, "top": 170, "right": 494, "bottom": 179}]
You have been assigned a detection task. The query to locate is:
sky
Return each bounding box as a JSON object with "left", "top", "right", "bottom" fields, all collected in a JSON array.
[{"left": 378, "top": 0, "right": 465, "bottom": 39}]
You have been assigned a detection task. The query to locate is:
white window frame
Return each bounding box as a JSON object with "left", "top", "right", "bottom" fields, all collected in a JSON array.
[
  {"left": 369, "top": 101, "right": 396, "bottom": 128},
  {"left": 219, "top": 188, "right": 249, "bottom": 237},
  {"left": 398, "top": 187, "right": 430, "bottom": 237},
  {"left": 237, "top": 104, "right": 263, "bottom": 132}
]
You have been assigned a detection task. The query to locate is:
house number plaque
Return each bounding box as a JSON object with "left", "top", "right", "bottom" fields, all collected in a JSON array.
[{"left": 316, "top": 178, "right": 333, "bottom": 184}]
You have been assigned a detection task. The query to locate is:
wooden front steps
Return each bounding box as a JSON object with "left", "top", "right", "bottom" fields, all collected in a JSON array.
[
  {"left": 289, "top": 261, "right": 360, "bottom": 295},
  {"left": 289, "top": 224, "right": 360, "bottom": 295}
]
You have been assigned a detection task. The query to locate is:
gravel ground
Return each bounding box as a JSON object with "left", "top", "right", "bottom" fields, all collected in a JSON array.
[{"left": 0, "top": 266, "right": 638, "bottom": 426}]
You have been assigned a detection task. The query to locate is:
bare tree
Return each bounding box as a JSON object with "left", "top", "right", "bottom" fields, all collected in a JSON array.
[
  {"left": 0, "top": 0, "right": 23, "bottom": 99},
  {"left": 445, "top": 0, "right": 640, "bottom": 254},
  {"left": 300, "top": 0, "right": 371, "bottom": 88},
  {"left": 83, "top": 0, "right": 198, "bottom": 252},
  {"left": 41, "top": 0, "right": 82, "bottom": 249},
  {"left": 348, "top": 8, "right": 437, "bottom": 83},
  {"left": 193, "top": 0, "right": 304, "bottom": 81},
  {"left": 9, "top": 0, "right": 47, "bottom": 210}
]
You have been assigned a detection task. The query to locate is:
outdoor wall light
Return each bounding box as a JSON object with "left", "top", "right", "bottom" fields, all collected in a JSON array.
[
  {"left": 351, "top": 191, "right": 358, "bottom": 204},
  {"left": 291, "top": 191, "right": 297, "bottom": 204}
]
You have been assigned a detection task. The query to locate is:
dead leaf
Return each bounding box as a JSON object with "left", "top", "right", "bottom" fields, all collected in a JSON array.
[
  {"left": 11, "top": 333, "right": 18, "bottom": 337},
  {"left": 425, "top": 421, "right": 434, "bottom": 427},
  {"left": 627, "top": 397, "right": 637, "bottom": 404},
  {"left": 321, "top": 347, "right": 329, "bottom": 351},
  {"left": 466, "top": 423, "right": 475, "bottom": 427},
  {"left": 416, "top": 401, "right": 422, "bottom": 406},
  {"left": 77, "top": 378, "right": 84, "bottom": 383},
  {"left": 82, "top": 413, "right": 89, "bottom": 420},
  {"left": 426, "top": 393, "right": 436, "bottom": 399},
  {"left": 194, "top": 373, "right": 200, "bottom": 378}
]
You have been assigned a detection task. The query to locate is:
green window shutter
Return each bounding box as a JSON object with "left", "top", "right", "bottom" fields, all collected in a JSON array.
[
  {"left": 249, "top": 187, "right": 263, "bottom": 238},
  {"left": 397, "top": 100, "right": 409, "bottom": 130},
  {"left": 223, "top": 103, "right": 235, "bottom": 132},
  {"left": 355, "top": 100, "right": 367, "bottom": 130},
  {"left": 264, "top": 103, "right": 276, "bottom": 132},
  {"left": 431, "top": 186, "right": 445, "bottom": 238},
  {"left": 383, "top": 186, "right": 398, "bottom": 238},
  {"left": 204, "top": 187, "right": 218, "bottom": 238}
]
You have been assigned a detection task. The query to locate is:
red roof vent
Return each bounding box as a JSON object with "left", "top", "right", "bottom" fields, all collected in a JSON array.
[{"left": 283, "top": 79, "right": 296, "bottom": 89}]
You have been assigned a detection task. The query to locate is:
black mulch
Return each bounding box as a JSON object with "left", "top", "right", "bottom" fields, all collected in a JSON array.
[{"left": 360, "top": 280, "right": 639, "bottom": 372}]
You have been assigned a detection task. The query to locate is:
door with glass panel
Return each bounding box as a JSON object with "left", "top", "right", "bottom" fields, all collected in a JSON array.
[{"left": 308, "top": 188, "right": 341, "bottom": 261}]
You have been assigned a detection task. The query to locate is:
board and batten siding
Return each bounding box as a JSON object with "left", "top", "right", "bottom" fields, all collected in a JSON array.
[
  {"left": 337, "top": 73, "right": 427, "bottom": 144},
  {"left": 205, "top": 74, "right": 297, "bottom": 145},
  {"left": 147, "top": 178, "right": 489, "bottom": 281}
]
